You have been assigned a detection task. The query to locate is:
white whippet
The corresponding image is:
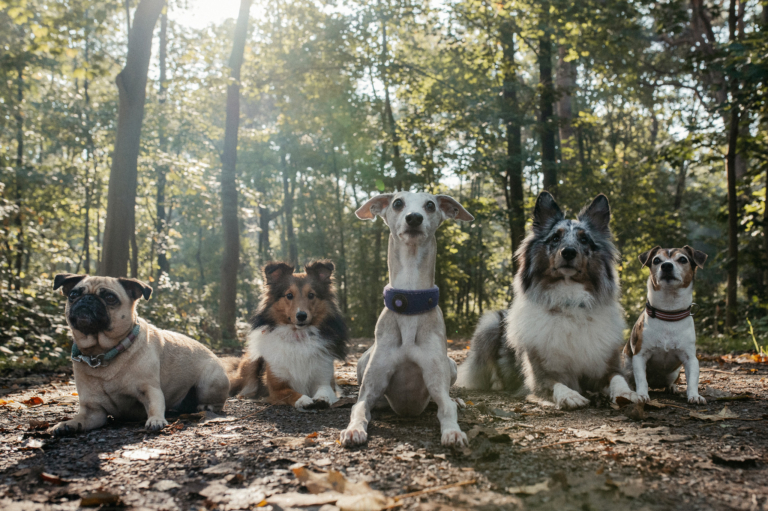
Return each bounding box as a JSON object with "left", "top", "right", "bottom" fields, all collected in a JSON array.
[{"left": 340, "top": 192, "right": 473, "bottom": 447}]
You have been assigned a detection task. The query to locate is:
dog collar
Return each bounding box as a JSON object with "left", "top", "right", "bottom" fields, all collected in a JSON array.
[
  {"left": 71, "top": 324, "right": 140, "bottom": 368},
  {"left": 383, "top": 285, "right": 439, "bottom": 315},
  {"left": 645, "top": 302, "right": 694, "bottom": 322}
]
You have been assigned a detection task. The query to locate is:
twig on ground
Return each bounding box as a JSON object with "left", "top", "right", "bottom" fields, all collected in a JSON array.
[
  {"left": 700, "top": 368, "right": 740, "bottom": 375},
  {"left": 390, "top": 479, "right": 477, "bottom": 503},
  {"left": 519, "top": 437, "right": 605, "bottom": 453}
]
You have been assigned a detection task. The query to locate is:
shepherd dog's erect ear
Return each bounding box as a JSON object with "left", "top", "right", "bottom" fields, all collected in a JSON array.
[
  {"left": 305, "top": 260, "right": 335, "bottom": 282},
  {"left": 118, "top": 277, "right": 153, "bottom": 301},
  {"left": 53, "top": 274, "right": 87, "bottom": 296},
  {"left": 532, "top": 191, "right": 564, "bottom": 235},
  {"left": 263, "top": 262, "right": 295, "bottom": 286},
  {"left": 638, "top": 246, "right": 662, "bottom": 268},
  {"left": 578, "top": 194, "right": 612, "bottom": 233},
  {"left": 436, "top": 195, "right": 474, "bottom": 222},
  {"left": 682, "top": 245, "right": 708, "bottom": 268},
  {"left": 355, "top": 193, "right": 393, "bottom": 221}
]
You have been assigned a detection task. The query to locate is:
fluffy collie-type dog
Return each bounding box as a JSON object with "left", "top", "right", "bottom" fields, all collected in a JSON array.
[
  {"left": 457, "top": 192, "right": 639, "bottom": 409},
  {"left": 226, "top": 260, "right": 348, "bottom": 410}
]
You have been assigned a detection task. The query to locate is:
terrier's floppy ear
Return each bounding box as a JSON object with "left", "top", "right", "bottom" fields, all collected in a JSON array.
[
  {"left": 263, "top": 262, "right": 295, "bottom": 286},
  {"left": 682, "top": 245, "right": 708, "bottom": 268},
  {"left": 436, "top": 195, "right": 474, "bottom": 222},
  {"left": 532, "top": 191, "right": 564, "bottom": 235},
  {"left": 118, "top": 277, "right": 153, "bottom": 301},
  {"left": 578, "top": 194, "right": 611, "bottom": 233},
  {"left": 355, "top": 193, "right": 393, "bottom": 221},
  {"left": 305, "top": 260, "right": 334, "bottom": 282},
  {"left": 638, "top": 246, "right": 662, "bottom": 268},
  {"left": 53, "top": 274, "right": 87, "bottom": 296}
]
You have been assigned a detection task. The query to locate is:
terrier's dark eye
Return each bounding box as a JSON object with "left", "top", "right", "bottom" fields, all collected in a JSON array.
[
  {"left": 678, "top": 256, "right": 688, "bottom": 264},
  {"left": 425, "top": 201, "right": 436, "bottom": 213},
  {"left": 652, "top": 257, "right": 662, "bottom": 265},
  {"left": 68, "top": 289, "right": 82, "bottom": 300},
  {"left": 392, "top": 199, "right": 404, "bottom": 211},
  {"left": 103, "top": 293, "right": 118, "bottom": 306},
  {"left": 308, "top": 292, "right": 315, "bottom": 300},
  {"left": 285, "top": 293, "right": 294, "bottom": 300}
]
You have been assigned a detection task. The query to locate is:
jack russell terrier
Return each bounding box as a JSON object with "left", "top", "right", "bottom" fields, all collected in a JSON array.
[
  {"left": 624, "top": 246, "right": 708, "bottom": 404},
  {"left": 340, "top": 192, "right": 474, "bottom": 447}
]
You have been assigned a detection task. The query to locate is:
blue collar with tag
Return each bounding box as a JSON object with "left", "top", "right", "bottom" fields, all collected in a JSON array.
[
  {"left": 71, "top": 324, "right": 140, "bottom": 368},
  {"left": 383, "top": 285, "right": 439, "bottom": 315}
]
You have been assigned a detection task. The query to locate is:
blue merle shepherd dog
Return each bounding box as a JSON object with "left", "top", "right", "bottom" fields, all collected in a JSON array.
[{"left": 457, "top": 192, "right": 639, "bottom": 409}]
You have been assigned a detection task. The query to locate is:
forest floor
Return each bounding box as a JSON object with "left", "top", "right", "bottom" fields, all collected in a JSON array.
[{"left": 1, "top": 339, "right": 767, "bottom": 511}]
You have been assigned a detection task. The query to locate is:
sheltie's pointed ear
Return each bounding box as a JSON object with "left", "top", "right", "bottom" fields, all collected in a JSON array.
[
  {"left": 532, "top": 191, "right": 563, "bottom": 235},
  {"left": 579, "top": 194, "right": 611, "bottom": 233},
  {"left": 682, "top": 245, "right": 708, "bottom": 268},
  {"left": 638, "top": 246, "right": 662, "bottom": 268},
  {"left": 305, "top": 260, "right": 334, "bottom": 282},
  {"left": 356, "top": 193, "right": 393, "bottom": 221},
  {"left": 263, "top": 262, "right": 294, "bottom": 286}
]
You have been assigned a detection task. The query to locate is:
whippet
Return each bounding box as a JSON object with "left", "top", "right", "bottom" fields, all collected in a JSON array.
[{"left": 340, "top": 192, "right": 474, "bottom": 447}]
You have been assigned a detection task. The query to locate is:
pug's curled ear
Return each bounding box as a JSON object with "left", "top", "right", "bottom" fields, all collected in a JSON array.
[
  {"left": 305, "top": 260, "right": 334, "bottom": 282},
  {"left": 436, "top": 195, "right": 474, "bottom": 222},
  {"left": 683, "top": 245, "right": 708, "bottom": 268},
  {"left": 263, "top": 262, "right": 294, "bottom": 286},
  {"left": 118, "top": 277, "right": 153, "bottom": 301},
  {"left": 355, "top": 193, "right": 393, "bottom": 221},
  {"left": 638, "top": 246, "right": 662, "bottom": 268},
  {"left": 53, "top": 274, "right": 87, "bottom": 296}
]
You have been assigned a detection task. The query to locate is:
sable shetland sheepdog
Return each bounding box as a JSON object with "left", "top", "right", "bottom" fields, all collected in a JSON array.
[
  {"left": 457, "top": 192, "right": 639, "bottom": 409},
  {"left": 225, "top": 260, "right": 348, "bottom": 410}
]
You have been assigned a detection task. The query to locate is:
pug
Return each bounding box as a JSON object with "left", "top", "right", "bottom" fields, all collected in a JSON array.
[{"left": 50, "top": 274, "right": 230, "bottom": 434}]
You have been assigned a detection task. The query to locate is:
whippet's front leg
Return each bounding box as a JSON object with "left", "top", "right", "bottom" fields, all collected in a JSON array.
[
  {"left": 418, "top": 351, "right": 468, "bottom": 447},
  {"left": 340, "top": 347, "right": 395, "bottom": 447}
]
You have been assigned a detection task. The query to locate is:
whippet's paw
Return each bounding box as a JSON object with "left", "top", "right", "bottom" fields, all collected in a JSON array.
[
  {"left": 294, "top": 395, "right": 315, "bottom": 411},
  {"left": 613, "top": 391, "right": 642, "bottom": 405},
  {"left": 554, "top": 388, "right": 590, "bottom": 410},
  {"left": 635, "top": 392, "right": 651, "bottom": 404},
  {"left": 50, "top": 420, "right": 83, "bottom": 436},
  {"left": 665, "top": 384, "right": 679, "bottom": 394},
  {"left": 453, "top": 397, "right": 466, "bottom": 409},
  {"left": 145, "top": 417, "right": 168, "bottom": 431},
  {"left": 687, "top": 394, "right": 706, "bottom": 405},
  {"left": 441, "top": 428, "right": 468, "bottom": 447},
  {"left": 340, "top": 426, "right": 368, "bottom": 447}
]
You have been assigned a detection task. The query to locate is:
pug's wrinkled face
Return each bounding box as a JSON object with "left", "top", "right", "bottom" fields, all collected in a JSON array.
[{"left": 53, "top": 275, "right": 152, "bottom": 354}]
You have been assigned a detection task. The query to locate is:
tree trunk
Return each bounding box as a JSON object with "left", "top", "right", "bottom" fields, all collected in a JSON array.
[
  {"left": 281, "top": 153, "right": 298, "bottom": 267},
  {"left": 155, "top": 7, "right": 170, "bottom": 284},
  {"left": 539, "top": 31, "right": 557, "bottom": 194},
  {"left": 219, "top": 0, "right": 252, "bottom": 344},
  {"left": 556, "top": 45, "right": 576, "bottom": 165},
  {"left": 100, "top": 0, "right": 164, "bottom": 277},
  {"left": 500, "top": 23, "right": 525, "bottom": 271},
  {"left": 13, "top": 65, "right": 24, "bottom": 290},
  {"left": 673, "top": 161, "right": 687, "bottom": 211},
  {"left": 332, "top": 147, "right": 348, "bottom": 313},
  {"left": 725, "top": 0, "right": 739, "bottom": 329},
  {"left": 380, "top": 17, "right": 405, "bottom": 191}
]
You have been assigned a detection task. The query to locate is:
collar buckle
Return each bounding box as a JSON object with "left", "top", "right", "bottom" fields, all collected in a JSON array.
[{"left": 72, "top": 352, "right": 107, "bottom": 368}]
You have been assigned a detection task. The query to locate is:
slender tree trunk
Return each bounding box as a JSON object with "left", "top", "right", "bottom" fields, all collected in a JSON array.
[
  {"left": 500, "top": 23, "right": 525, "bottom": 271},
  {"left": 332, "top": 147, "right": 348, "bottom": 313},
  {"left": 13, "top": 65, "right": 24, "bottom": 289},
  {"left": 380, "top": 16, "right": 405, "bottom": 190},
  {"left": 556, "top": 45, "right": 575, "bottom": 165},
  {"left": 281, "top": 155, "right": 298, "bottom": 267},
  {"left": 539, "top": 29, "right": 557, "bottom": 194},
  {"left": 762, "top": 1, "right": 768, "bottom": 288},
  {"left": 725, "top": 0, "right": 739, "bottom": 328},
  {"left": 196, "top": 226, "right": 206, "bottom": 285},
  {"left": 101, "top": 0, "right": 164, "bottom": 277},
  {"left": 155, "top": 7, "right": 170, "bottom": 284},
  {"left": 219, "top": 0, "right": 252, "bottom": 344},
  {"left": 674, "top": 161, "right": 687, "bottom": 211}
]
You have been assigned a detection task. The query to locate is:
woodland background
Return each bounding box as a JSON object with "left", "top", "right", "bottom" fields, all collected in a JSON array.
[{"left": 1, "top": 0, "right": 767, "bottom": 369}]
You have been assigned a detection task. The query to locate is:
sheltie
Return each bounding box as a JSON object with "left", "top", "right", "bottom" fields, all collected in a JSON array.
[
  {"left": 226, "top": 260, "right": 348, "bottom": 410},
  {"left": 457, "top": 192, "right": 639, "bottom": 409}
]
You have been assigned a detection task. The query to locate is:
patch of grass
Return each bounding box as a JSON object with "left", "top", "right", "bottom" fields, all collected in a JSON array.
[{"left": 697, "top": 335, "right": 752, "bottom": 355}]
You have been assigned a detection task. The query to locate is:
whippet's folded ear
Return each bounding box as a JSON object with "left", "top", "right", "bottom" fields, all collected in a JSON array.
[
  {"left": 263, "top": 262, "right": 295, "bottom": 285},
  {"left": 53, "top": 273, "right": 87, "bottom": 295},
  {"left": 682, "top": 245, "right": 708, "bottom": 268},
  {"left": 305, "top": 260, "right": 334, "bottom": 282},
  {"left": 436, "top": 195, "right": 474, "bottom": 222},
  {"left": 532, "top": 191, "right": 564, "bottom": 235},
  {"left": 578, "top": 194, "right": 611, "bottom": 233},
  {"left": 638, "top": 246, "right": 662, "bottom": 268},
  {"left": 355, "top": 194, "right": 393, "bottom": 221}
]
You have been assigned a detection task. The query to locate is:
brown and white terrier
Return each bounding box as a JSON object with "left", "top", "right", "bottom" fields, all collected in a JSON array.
[
  {"left": 624, "top": 246, "right": 708, "bottom": 404},
  {"left": 225, "top": 261, "right": 348, "bottom": 410}
]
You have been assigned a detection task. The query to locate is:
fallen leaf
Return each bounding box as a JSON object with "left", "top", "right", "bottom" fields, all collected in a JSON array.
[
  {"left": 645, "top": 400, "right": 668, "bottom": 409},
  {"left": 690, "top": 406, "right": 739, "bottom": 422},
  {"left": 21, "top": 396, "right": 44, "bottom": 407},
  {"left": 80, "top": 491, "right": 121, "bottom": 507},
  {"left": 19, "top": 439, "right": 44, "bottom": 450},
  {"left": 0, "top": 399, "right": 13, "bottom": 406},
  {"left": 267, "top": 492, "right": 342, "bottom": 508},
  {"left": 711, "top": 453, "right": 759, "bottom": 468},
  {"left": 331, "top": 397, "right": 357, "bottom": 408},
  {"left": 291, "top": 467, "right": 391, "bottom": 510},
  {"left": 40, "top": 472, "right": 67, "bottom": 485},
  {"left": 28, "top": 419, "right": 50, "bottom": 430},
  {"left": 271, "top": 436, "right": 315, "bottom": 449},
  {"left": 507, "top": 479, "right": 550, "bottom": 495},
  {"left": 306, "top": 431, "right": 319, "bottom": 439},
  {"left": 202, "top": 461, "right": 242, "bottom": 475}
]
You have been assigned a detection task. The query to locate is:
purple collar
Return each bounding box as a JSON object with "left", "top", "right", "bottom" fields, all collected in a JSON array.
[{"left": 383, "top": 285, "right": 439, "bottom": 315}]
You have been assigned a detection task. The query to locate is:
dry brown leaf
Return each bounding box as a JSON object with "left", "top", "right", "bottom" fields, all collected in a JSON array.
[
  {"left": 80, "top": 491, "right": 121, "bottom": 507},
  {"left": 40, "top": 472, "right": 67, "bottom": 485},
  {"left": 689, "top": 406, "right": 739, "bottom": 422},
  {"left": 28, "top": 419, "right": 50, "bottom": 430},
  {"left": 21, "top": 396, "right": 44, "bottom": 407}
]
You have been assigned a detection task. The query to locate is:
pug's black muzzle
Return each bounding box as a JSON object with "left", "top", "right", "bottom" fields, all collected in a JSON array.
[{"left": 68, "top": 295, "right": 111, "bottom": 335}]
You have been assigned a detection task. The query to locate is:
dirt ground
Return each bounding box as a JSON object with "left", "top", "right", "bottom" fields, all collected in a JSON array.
[{"left": 1, "top": 338, "right": 767, "bottom": 511}]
